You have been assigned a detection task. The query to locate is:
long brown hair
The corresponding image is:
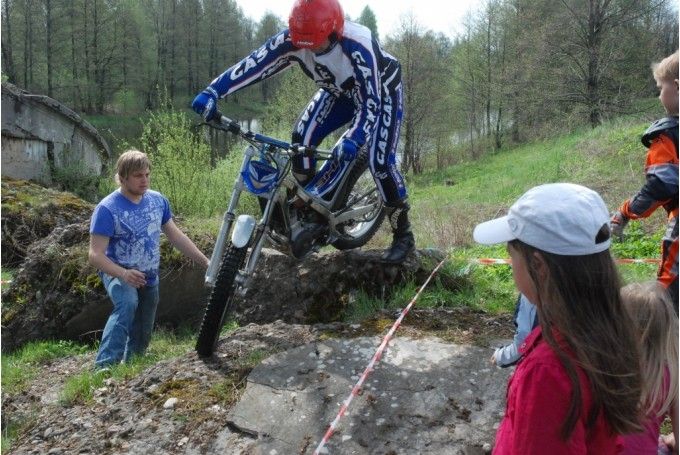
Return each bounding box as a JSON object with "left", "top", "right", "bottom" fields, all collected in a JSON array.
[
  {"left": 621, "top": 281, "right": 678, "bottom": 417},
  {"left": 509, "top": 239, "right": 642, "bottom": 439}
]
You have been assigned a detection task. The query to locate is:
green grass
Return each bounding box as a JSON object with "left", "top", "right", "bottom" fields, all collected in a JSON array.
[
  {"left": 1, "top": 340, "right": 90, "bottom": 453},
  {"left": 1, "top": 268, "right": 14, "bottom": 282},
  {"left": 1, "top": 269, "right": 14, "bottom": 296},
  {"left": 402, "top": 115, "right": 661, "bottom": 315},
  {"left": 1, "top": 327, "right": 196, "bottom": 412},
  {"left": 343, "top": 259, "right": 496, "bottom": 321},
  {"left": 1, "top": 340, "right": 89, "bottom": 395},
  {"left": 59, "top": 328, "right": 195, "bottom": 406}
]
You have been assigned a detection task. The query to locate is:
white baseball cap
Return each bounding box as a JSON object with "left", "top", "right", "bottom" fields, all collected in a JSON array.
[{"left": 473, "top": 183, "right": 611, "bottom": 255}]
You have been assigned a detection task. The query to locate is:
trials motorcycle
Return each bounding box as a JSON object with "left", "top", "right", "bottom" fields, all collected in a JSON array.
[{"left": 195, "top": 114, "right": 385, "bottom": 357}]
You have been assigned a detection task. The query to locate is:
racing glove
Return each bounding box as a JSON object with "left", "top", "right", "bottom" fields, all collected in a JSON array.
[
  {"left": 610, "top": 210, "right": 629, "bottom": 241},
  {"left": 332, "top": 138, "right": 359, "bottom": 162},
  {"left": 191, "top": 87, "right": 219, "bottom": 121}
]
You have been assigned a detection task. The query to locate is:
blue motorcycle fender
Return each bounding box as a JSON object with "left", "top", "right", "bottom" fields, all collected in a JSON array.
[{"left": 231, "top": 215, "right": 256, "bottom": 248}]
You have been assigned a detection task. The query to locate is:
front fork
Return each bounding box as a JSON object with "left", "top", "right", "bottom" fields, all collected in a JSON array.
[
  {"left": 205, "top": 147, "right": 256, "bottom": 286},
  {"left": 205, "top": 146, "right": 287, "bottom": 288}
]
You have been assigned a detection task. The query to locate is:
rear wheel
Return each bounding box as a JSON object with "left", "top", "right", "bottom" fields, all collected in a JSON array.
[
  {"left": 330, "top": 153, "right": 385, "bottom": 250},
  {"left": 195, "top": 244, "right": 247, "bottom": 358}
]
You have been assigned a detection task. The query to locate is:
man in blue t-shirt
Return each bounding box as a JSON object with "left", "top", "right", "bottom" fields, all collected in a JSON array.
[{"left": 89, "top": 150, "right": 210, "bottom": 369}]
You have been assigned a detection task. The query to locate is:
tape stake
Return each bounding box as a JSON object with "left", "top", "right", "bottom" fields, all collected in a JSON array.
[{"left": 312, "top": 259, "right": 447, "bottom": 455}]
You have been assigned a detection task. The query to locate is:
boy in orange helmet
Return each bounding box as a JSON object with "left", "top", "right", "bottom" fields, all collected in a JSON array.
[{"left": 611, "top": 50, "right": 679, "bottom": 311}]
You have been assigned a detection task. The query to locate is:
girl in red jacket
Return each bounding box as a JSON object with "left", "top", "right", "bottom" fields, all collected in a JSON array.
[{"left": 474, "top": 183, "right": 642, "bottom": 454}]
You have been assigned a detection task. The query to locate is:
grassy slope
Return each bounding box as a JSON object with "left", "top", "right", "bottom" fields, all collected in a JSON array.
[
  {"left": 1, "top": 116, "right": 667, "bottom": 452},
  {"left": 405, "top": 116, "right": 663, "bottom": 312}
]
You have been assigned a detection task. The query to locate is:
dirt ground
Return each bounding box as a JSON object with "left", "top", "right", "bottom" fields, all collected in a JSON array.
[{"left": 2, "top": 308, "right": 514, "bottom": 455}]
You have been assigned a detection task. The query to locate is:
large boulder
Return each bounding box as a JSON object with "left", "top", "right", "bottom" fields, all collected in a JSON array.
[
  {"left": 1, "top": 227, "right": 452, "bottom": 352},
  {"left": 233, "top": 247, "right": 451, "bottom": 324}
]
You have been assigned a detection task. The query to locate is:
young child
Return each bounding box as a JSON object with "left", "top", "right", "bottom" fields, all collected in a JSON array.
[
  {"left": 620, "top": 281, "right": 678, "bottom": 455},
  {"left": 474, "top": 182, "right": 642, "bottom": 454},
  {"left": 491, "top": 293, "right": 537, "bottom": 367},
  {"left": 611, "top": 50, "right": 679, "bottom": 310}
]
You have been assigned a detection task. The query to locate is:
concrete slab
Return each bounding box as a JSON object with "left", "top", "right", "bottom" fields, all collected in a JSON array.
[{"left": 227, "top": 336, "right": 511, "bottom": 454}]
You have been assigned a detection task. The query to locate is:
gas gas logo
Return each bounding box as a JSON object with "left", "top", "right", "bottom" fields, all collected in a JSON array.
[{"left": 231, "top": 32, "right": 287, "bottom": 80}]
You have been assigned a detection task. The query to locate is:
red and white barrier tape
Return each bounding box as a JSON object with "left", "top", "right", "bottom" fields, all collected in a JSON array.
[
  {"left": 471, "top": 258, "right": 660, "bottom": 266},
  {"left": 313, "top": 259, "right": 447, "bottom": 455}
]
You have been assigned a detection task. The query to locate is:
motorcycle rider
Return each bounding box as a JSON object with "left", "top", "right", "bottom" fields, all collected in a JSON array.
[{"left": 192, "top": 0, "right": 415, "bottom": 264}]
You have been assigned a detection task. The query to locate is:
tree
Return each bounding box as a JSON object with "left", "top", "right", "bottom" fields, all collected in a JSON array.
[
  {"left": 1, "top": 0, "right": 18, "bottom": 83},
  {"left": 357, "top": 6, "right": 379, "bottom": 40},
  {"left": 556, "top": 0, "right": 659, "bottom": 126},
  {"left": 43, "top": 0, "right": 53, "bottom": 96},
  {"left": 256, "top": 12, "right": 285, "bottom": 103},
  {"left": 388, "top": 14, "right": 453, "bottom": 174}
]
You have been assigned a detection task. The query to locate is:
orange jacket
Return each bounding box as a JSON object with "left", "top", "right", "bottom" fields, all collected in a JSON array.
[
  {"left": 619, "top": 118, "right": 678, "bottom": 289},
  {"left": 620, "top": 133, "right": 678, "bottom": 220}
]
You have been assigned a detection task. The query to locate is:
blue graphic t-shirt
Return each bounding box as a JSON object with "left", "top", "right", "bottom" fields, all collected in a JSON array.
[{"left": 89, "top": 189, "right": 172, "bottom": 286}]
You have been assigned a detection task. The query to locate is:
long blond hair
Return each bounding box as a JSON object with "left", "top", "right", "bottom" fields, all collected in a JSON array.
[{"left": 621, "top": 281, "right": 679, "bottom": 416}]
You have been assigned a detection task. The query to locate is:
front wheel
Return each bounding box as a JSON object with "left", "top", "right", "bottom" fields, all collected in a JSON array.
[
  {"left": 330, "top": 153, "right": 385, "bottom": 250},
  {"left": 195, "top": 244, "right": 247, "bottom": 358}
]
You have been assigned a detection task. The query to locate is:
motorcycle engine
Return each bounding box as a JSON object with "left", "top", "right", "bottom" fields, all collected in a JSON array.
[{"left": 290, "top": 220, "right": 327, "bottom": 259}]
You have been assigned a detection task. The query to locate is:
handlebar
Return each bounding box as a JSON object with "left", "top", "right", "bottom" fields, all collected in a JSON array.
[{"left": 205, "top": 112, "right": 331, "bottom": 159}]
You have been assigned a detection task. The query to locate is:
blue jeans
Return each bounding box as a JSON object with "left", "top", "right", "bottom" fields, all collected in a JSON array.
[{"left": 95, "top": 274, "right": 159, "bottom": 368}]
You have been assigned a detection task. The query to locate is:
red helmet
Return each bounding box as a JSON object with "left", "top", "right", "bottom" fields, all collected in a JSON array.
[{"left": 288, "top": 0, "right": 344, "bottom": 49}]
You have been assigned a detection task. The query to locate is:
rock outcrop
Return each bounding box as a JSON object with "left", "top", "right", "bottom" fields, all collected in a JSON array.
[
  {"left": 1, "top": 180, "right": 457, "bottom": 353},
  {"left": 3, "top": 319, "right": 513, "bottom": 455}
]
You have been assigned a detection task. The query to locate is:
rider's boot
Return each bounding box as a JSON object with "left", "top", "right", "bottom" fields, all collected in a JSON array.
[{"left": 381, "top": 200, "right": 416, "bottom": 264}]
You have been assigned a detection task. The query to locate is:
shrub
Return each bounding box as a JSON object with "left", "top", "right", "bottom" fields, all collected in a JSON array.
[
  {"left": 139, "top": 106, "right": 260, "bottom": 218},
  {"left": 51, "top": 163, "right": 106, "bottom": 203}
]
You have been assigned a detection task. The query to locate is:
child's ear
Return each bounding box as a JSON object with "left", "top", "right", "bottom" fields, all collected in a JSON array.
[{"left": 531, "top": 251, "right": 549, "bottom": 282}]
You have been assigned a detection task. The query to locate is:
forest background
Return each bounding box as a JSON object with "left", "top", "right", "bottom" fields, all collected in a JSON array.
[{"left": 2, "top": 0, "right": 678, "bottom": 176}]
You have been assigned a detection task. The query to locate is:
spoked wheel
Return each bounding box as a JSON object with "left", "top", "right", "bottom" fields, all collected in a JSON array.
[
  {"left": 330, "top": 153, "right": 385, "bottom": 250},
  {"left": 195, "top": 244, "right": 247, "bottom": 358}
]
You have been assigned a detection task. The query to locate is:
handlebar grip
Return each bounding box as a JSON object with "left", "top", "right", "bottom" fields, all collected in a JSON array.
[{"left": 213, "top": 111, "right": 242, "bottom": 134}]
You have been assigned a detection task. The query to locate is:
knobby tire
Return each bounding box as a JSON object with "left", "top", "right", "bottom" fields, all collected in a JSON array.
[
  {"left": 331, "top": 152, "right": 385, "bottom": 250},
  {"left": 195, "top": 244, "right": 247, "bottom": 358}
]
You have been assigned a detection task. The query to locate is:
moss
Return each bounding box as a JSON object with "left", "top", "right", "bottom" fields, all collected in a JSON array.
[
  {"left": 1, "top": 178, "right": 92, "bottom": 215},
  {"left": 85, "top": 273, "right": 103, "bottom": 289},
  {"left": 2, "top": 178, "right": 94, "bottom": 267},
  {"left": 150, "top": 379, "right": 202, "bottom": 407}
]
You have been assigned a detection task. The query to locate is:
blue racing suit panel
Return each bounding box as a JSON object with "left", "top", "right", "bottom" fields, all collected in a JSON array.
[
  {"left": 370, "top": 80, "right": 407, "bottom": 203},
  {"left": 208, "top": 30, "right": 297, "bottom": 96},
  {"left": 292, "top": 89, "right": 355, "bottom": 147},
  {"left": 339, "top": 24, "right": 382, "bottom": 148},
  {"left": 206, "top": 22, "right": 400, "bottom": 151}
]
